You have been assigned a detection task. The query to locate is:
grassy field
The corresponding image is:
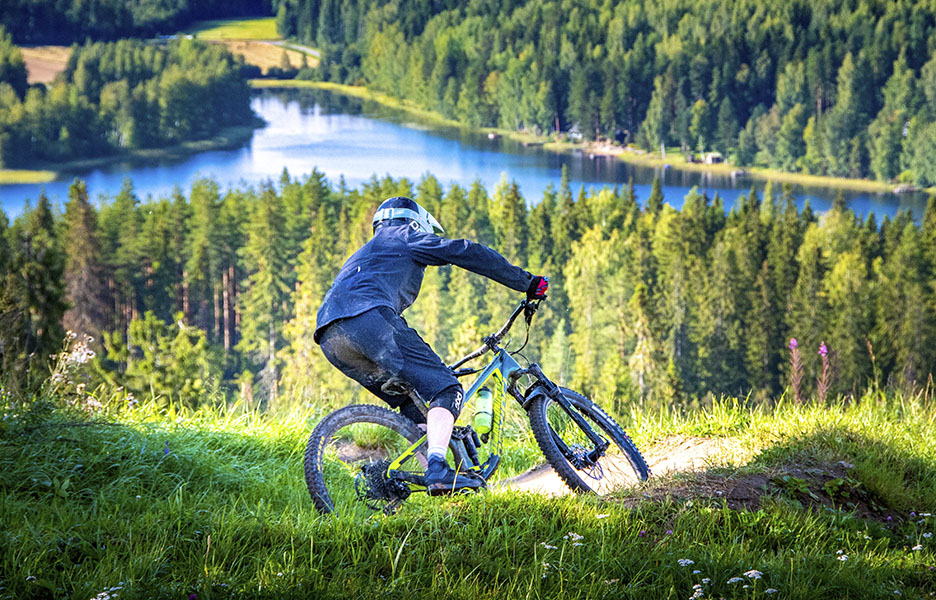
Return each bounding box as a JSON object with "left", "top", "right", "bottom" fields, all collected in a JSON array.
[
  {"left": 1, "top": 387, "right": 934, "bottom": 599},
  {"left": 0, "top": 169, "right": 57, "bottom": 185},
  {"left": 182, "top": 17, "right": 280, "bottom": 40}
]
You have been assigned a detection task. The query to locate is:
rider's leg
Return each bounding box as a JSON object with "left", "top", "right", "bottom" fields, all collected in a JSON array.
[{"left": 425, "top": 406, "right": 454, "bottom": 461}]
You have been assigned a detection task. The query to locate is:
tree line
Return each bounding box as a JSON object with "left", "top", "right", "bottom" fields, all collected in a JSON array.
[
  {"left": 276, "top": 0, "right": 936, "bottom": 187},
  {"left": 0, "top": 0, "right": 272, "bottom": 44},
  {"left": 0, "top": 30, "right": 256, "bottom": 168},
  {"left": 3, "top": 168, "right": 936, "bottom": 413}
]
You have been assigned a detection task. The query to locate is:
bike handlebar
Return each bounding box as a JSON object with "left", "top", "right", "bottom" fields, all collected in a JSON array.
[{"left": 448, "top": 298, "right": 541, "bottom": 371}]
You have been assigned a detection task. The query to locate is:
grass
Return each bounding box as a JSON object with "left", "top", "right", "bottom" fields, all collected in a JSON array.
[
  {"left": 0, "top": 169, "right": 58, "bottom": 185},
  {"left": 182, "top": 18, "right": 280, "bottom": 41},
  {"left": 1, "top": 388, "right": 934, "bottom": 599}
]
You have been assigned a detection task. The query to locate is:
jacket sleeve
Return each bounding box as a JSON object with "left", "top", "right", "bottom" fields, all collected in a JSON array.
[{"left": 408, "top": 232, "right": 534, "bottom": 293}]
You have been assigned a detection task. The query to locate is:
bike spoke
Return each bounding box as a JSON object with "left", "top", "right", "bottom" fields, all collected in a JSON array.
[{"left": 543, "top": 398, "right": 644, "bottom": 495}]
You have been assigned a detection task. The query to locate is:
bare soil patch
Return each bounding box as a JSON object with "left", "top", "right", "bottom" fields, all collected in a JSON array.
[
  {"left": 20, "top": 46, "right": 71, "bottom": 85},
  {"left": 220, "top": 40, "right": 313, "bottom": 74},
  {"left": 499, "top": 434, "right": 886, "bottom": 520}
]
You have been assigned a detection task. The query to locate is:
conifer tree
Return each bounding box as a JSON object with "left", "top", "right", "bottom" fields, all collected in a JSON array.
[
  {"left": 62, "top": 179, "right": 109, "bottom": 339},
  {"left": 238, "top": 184, "right": 291, "bottom": 404},
  {"left": 10, "top": 192, "right": 67, "bottom": 364},
  {"left": 184, "top": 177, "right": 223, "bottom": 338},
  {"left": 99, "top": 178, "right": 143, "bottom": 340}
]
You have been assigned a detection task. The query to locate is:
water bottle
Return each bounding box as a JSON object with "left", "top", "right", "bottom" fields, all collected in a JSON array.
[{"left": 473, "top": 387, "right": 493, "bottom": 434}]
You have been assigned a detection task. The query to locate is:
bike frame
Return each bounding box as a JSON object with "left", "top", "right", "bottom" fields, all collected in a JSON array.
[
  {"left": 384, "top": 300, "right": 609, "bottom": 493},
  {"left": 386, "top": 345, "right": 524, "bottom": 490}
]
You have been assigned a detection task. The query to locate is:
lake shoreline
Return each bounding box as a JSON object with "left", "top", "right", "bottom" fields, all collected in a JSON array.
[
  {"left": 252, "top": 79, "right": 935, "bottom": 197},
  {"left": 0, "top": 123, "right": 262, "bottom": 187}
]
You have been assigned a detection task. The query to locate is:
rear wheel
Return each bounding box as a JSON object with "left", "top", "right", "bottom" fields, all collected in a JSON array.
[
  {"left": 304, "top": 404, "right": 426, "bottom": 516},
  {"left": 528, "top": 387, "right": 649, "bottom": 495}
]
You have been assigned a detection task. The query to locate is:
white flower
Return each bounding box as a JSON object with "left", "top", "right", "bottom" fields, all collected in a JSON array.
[
  {"left": 596, "top": 513, "right": 610, "bottom": 519},
  {"left": 701, "top": 578, "right": 711, "bottom": 584},
  {"left": 837, "top": 555, "right": 849, "bottom": 561},
  {"left": 678, "top": 558, "right": 695, "bottom": 567},
  {"left": 911, "top": 545, "right": 923, "bottom": 551},
  {"left": 564, "top": 532, "right": 584, "bottom": 541},
  {"left": 727, "top": 577, "right": 744, "bottom": 584},
  {"left": 766, "top": 590, "right": 779, "bottom": 595},
  {"left": 744, "top": 569, "right": 763, "bottom": 579},
  {"left": 924, "top": 533, "right": 932, "bottom": 538},
  {"left": 540, "top": 543, "right": 557, "bottom": 549},
  {"left": 836, "top": 549, "right": 844, "bottom": 554},
  {"left": 572, "top": 542, "right": 583, "bottom": 547},
  {"left": 604, "top": 579, "right": 619, "bottom": 585},
  {"left": 693, "top": 569, "right": 701, "bottom": 574}
]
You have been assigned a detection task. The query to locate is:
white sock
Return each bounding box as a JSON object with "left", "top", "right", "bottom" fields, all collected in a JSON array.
[{"left": 427, "top": 447, "right": 446, "bottom": 463}]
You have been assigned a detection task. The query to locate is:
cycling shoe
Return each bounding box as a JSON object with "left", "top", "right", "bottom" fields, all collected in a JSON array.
[{"left": 425, "top": 457, "right": 484, "bottom": 496}]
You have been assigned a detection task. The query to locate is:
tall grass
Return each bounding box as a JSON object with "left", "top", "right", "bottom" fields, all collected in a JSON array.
[{"left": 1, "top": 388, "right": 934, "bottom": 599}]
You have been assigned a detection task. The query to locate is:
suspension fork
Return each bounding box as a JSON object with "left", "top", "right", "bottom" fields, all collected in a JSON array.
[{"left": 517, "top": 365, "right": 610, "bottom": 455}]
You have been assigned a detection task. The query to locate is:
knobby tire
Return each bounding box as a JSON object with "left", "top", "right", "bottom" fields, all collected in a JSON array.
[{"left": 528, "top": 387, "right": 649, "bottom": 495}]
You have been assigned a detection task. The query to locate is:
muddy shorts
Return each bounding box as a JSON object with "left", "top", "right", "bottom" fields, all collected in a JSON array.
[{"left": 318, "top": 306, "right": 464, "bottom": 421}]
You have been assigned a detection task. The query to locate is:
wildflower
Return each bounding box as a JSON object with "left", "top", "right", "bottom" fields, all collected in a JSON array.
[
  {"left": 596, "top": 513, "right": 610, "bottom": 519},
  {"left": 912, "top": 545, "right": 923, "bottom": 551},
  {"left": 894, "top": 591, "right": 901, "bottom": 596},
  {"left": 164, "top": 442, "right": 170, "bottom": 455},
  {"left": 766, "top": 590, "right": 779, "bottom": 595},
  {"left": 189, "top": 595, "right": 197, "bottom": 600},
  {"left": 818, "top": 342, "right": 828, "bottom": 358},
  {"left": 837, "top": 555, "right": 848, "bottom": 561},
  {"left": 911, "top": 512, "right": 917, "bottom": 518},
  {"left": 26, "top": 576, "right": 36, "bottom": 582},
  {"left": 540, "top": 543, "right": 557, "bottom": 550},
  {"left": 638, "top": 530, "right": 646, "bottom": 537},
  {"left": 924, "top": 533, "right": 933, "bottom": 538},
  {"left": 744, "top": 569, "right": 763, "bottom": 579},
  {"left": 789, "top": 338, "right": 798, "bottom": 350},
  {"left": 572, "top": 542, "right": 583, "bottom": 547},
  {"left": 678, "top": 558, "right": 695, "bottom": 567},
  {"left": 693, "top": 570, "right": 701, "bottom": 574},
  {"left": 836, "top": 550, "right": 844, "bottom": 554},
  {"left": 727, "top": 577, "right": 744, "bottom": 584},
  {"left": 564, "top": 532, "right": 584, "bottom": 541},
  {"left": 604, "top": 579, "right": 619, "bottom": 585},
  {"left": 702, "top": 578, "right": 711, "bottom": 584},
  {"left": 666, "top": 529, "right": 673, "bottom": 535}
]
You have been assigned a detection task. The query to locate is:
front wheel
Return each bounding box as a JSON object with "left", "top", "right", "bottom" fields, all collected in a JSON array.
[
  {"left": 304, "top": 404, "right": 426, "bottom": 516},
  {"left": 528, "top": 387, "right": 649, "bottom": 495}
]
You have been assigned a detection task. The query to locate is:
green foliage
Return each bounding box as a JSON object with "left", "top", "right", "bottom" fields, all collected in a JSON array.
[
  {"left": 0, "top": 39, "right": 254, "bottom": 168},
  {"left": 102, "top": 311, "right": 222, "bottom": 408},
  {"left": 0, "top": 1, "right": 272, "bottom": 44},
  {"left": 276, "top": 0, "right": 936, "bottom": 185}
]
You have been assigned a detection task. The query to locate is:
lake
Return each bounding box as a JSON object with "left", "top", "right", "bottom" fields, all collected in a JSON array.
[{"left": 0, "top": 88, "right": 929, "bottom": 220}]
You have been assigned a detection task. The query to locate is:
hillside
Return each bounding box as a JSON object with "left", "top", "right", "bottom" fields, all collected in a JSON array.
[{"left": 1, "top": 393, "right": 934, "bottom": 599}]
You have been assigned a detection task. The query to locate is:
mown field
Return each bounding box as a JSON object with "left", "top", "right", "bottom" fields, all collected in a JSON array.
[{"left": 1, "top": 389, "right": 934, "bottom": 600}]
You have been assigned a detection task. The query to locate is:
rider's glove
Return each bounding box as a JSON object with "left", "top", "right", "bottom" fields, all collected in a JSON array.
[{"left": 527, "top": 276, "right": 548, "bottom": 300}]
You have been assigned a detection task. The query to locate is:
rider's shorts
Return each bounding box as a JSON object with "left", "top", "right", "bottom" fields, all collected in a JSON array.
[{"left": 318, "top": 306, "right": 464, "bottom": 421}]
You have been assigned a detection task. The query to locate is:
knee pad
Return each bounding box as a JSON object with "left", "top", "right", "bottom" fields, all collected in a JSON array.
[{"left": 429, "top": 385, "right": 464, "bottom": 419}]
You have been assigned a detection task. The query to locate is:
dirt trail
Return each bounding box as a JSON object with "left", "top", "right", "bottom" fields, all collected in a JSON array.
[{"left": 498, "top": 435, "right": 739, "bottom": 497}]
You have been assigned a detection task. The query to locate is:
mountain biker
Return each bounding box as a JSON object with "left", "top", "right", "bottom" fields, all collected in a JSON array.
[{"left": 314, "top": 196, "right": 548, "bottom": 495}]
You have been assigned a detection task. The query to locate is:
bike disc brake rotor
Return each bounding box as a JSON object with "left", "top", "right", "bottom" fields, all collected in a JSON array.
[{"left": 568, "top": 444, "right": 605, "bottom": 481}]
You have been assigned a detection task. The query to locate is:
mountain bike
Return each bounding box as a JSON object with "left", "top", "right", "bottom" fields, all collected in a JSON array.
[{"left": 303, "top": 299, "right": 650, "bottom": 516}]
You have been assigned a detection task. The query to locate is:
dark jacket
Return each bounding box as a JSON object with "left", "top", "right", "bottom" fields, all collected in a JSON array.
[{"left": 315, "top": 222, "right": 533, "bottom": 342}]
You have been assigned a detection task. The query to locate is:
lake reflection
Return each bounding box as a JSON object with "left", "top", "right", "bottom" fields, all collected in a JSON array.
[{"left": 0, "top": 88, "right": 929, "bottom": 221}]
